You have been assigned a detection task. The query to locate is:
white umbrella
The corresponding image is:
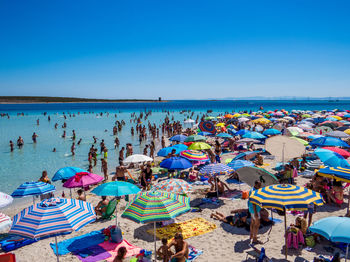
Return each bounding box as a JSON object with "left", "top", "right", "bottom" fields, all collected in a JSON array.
[
  {"left": 0, "top": 192, "right": 13, "bottom": 208},
  {"left": 0, "top": 213, "right": 12, "bottom": 233},
  {"left": 123, "top": 154, "right": 153, "bottom": 164},
  {"left": 266, "top": 136, "right": 305, "bottom": 163},
  {"left": 184, "top": 119, "right": 195, "bottom": 124},
  {"left": 238, "top": 117, "right": 250, "bottom": 122}
]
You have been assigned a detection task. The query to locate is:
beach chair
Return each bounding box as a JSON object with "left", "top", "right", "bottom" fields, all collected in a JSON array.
[
  {"left": 101, "top": 198, "right": 117, "bottom": 220},
  {"left": 0, "top": 253, "right": 16, "bottom": 262},
  {"left": 245, "top": 246, "right": 269, "bottom": 262}
]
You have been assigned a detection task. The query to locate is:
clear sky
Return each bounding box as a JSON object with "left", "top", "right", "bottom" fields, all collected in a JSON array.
[{"left": 1, "top": 0, "right": 350, "bottom": 100}]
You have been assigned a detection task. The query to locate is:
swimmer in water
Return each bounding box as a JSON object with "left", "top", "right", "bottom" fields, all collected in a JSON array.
[
  {"left": 9, "top": 140, "right": 14, "bottom": 152},
  {"left": 53, "top": 148, "right": 56, "bottom": 152},
  {"left": 32, "top": 132, "right": 38, "bottom": 143},
  {"left": 77, "top": 138, "right": 82, "bottom": 145},
  {"left": 62, "top": 130, "right": 66, "bottom": 138},
  {"left": 71, "top": 142, "right": 75, "bottom": 156},
  {"left": 17, "top": 136, "right": 24, "bottom": 149}
]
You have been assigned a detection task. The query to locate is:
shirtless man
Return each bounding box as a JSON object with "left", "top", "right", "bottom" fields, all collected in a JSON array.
[
  {"left": 17, "top": 136, "right": 24, "bottom": 148},
  {"left": 167, "top": 233, "right": 189, "bottom": 262},
  {"left": 119, "top": 147, "right": 125, "bottom": 165},
  {"left": 207, "top": 177, "right": 231, "bottom": 197},
  {"left": 112, "top": 165, "right": 127, "bottom": 181},
  {"left": 32, "top": 132, "right": 38, "bottom": 143},
  {"left": 71, "top": 142, "right": 75, "bottom": 156},
  {"left": 101, "top": 158, "right": 108, "bottom": 181}
]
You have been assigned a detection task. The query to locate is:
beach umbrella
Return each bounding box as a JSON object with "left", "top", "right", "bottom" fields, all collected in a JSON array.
[
  {"left": 124, "top": 154, "right": 153, "bottom": 164},
  {"left": 216, "top": 133, "right": 233, "bottom": 138},
  {"left": 235, "top": 129, "right": 250, "bottom": 136},
  {"left": 199, "top": 163, "right": 233, "bottom": 176},
  {"left": 52, "top": 167, "right": 88, "bottom": 182},
  {"left": 0, "top": 213, "right": 12, "bottom": 233},
  {"left": 91, "top": 181, "right": 141, "bottom": 223},
  {"left": 233, "top": 150, "right": 261, "bottom": 161},
  {"left": 180, "top": 150, "right": 209, "bottom": 162},
  {"left": 346, "top": 129, "right": 350, "bottom": 135},
  {"left": 322, "top": 147, "right": 350, "bottom": 159},
  {"left": 242, "top": 131, "right": 266, "bottom": 139},
  {"left": 172, "top": 143, "right": 188, "bottom": 151},
  {"left": 184, "top": 135, "right": 206, "bottom": 142},
  {"left": 62, "top": 172, "right": 103, "bottom": 188},
  {"left": 236, "top": 138, "right": 260, "bottom": 144},
  {"left": 122, "top": 191, "right": 190, "bottom": 261},
  {"left": 263, "top": 129, "right": 282, "bottom": 136},
  {"left": 10, "top": 198, "right": 96, "bottom": 262},
  {"left": 290, "top": 137, "right": 309, "bottom": 146},
  {"left": 314, "top": 126, "right": 333, "bottom": 135},
  {"left": 152, "top": 179, "right": 192, "bottom": 194},
  {"left": 235, "top": 167, "right": 278, "bottom": 187},
  {"left": 325, "top": 130, "right": 350, "bottom": 139},
  {"left": 309, "top": 217, "right": 350, "bottom": 261},
  {"left": 160, "top": 157, "right": 192, "bottom": 170},
  {"left": 252, "top": 118, "right": 270, "bottom": 124},
  {"left": 310, "top": 136, "right": 350, "bottom": 148},
  {"left": 11, "top": 182, "right": 56, "bottom": 204},
  {"left": 199, "top": 121, "right": 216, "bottom": 134},
  {"left": 315, "top": 148, "right": 350, "bottom": 168},
  {"left": 183, "top": 119, "right": 195, "bottom": 124},
  {"left": 238, "top": 117, "right": 250, "bottom": 122},
  {"left": 0, "top": 192, "right": 13, "bottom": 208},
  {"left": 265, "top": 136, "right": 305, "bottom": 163},
  {"left": 227, "top": 160, "right": 254, "bottom": 171},
  {"left": 285, "top": 127, "right": 303, "bottom": 136},
  {"left": 249, "top": 184, "right": 323, "bottom": 259},
  {"left": 188, "top": 142, "right": 211, "bottom": 150},
  {"left": 157, "top": 146, "right": 183, "bottom": 157},
  {"left": 198, "top": 131, "right": 213, "bottom": 136},
  {"left": 169, "top": 134, "right": 188, "bottom": 142}
]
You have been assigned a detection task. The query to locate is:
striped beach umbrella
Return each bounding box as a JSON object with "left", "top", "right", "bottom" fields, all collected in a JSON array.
[
  {"left": 180, "top": 150, "right": 209, "bottom": 162},
  {"left": 10, "top": 198, "right": 95, "bottom": 261},
  {"left": 0, "top": 192, "right": 13, "bottom": 208},
  {"left": 249, "top": 184, "right": 323, "bottom": 259},
  {"left": 199, "top": 163, "right": 233, "bottom": 176},
  {"left": 152, "top": 179, "right": 192, "bottom": 194},
  {"left": 227, "top": 160, "right": 254, "bottom": 171},
  {"left": 122, "top": 191, "right": 190, "bottom": 261},
  {"left": 11, "top": 182, "right": 56, "bottom": 204}
]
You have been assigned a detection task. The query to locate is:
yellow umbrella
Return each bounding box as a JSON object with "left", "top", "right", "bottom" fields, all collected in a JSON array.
[
  {"left": 188, "top": 142, "right": 211, "bottom": 150},
  {"left": 252, "top": 118, "right": 270, "bottom": 124},
  {"left": 345, "top": 129, "right": 350, "bottom": 135},
  {"left": 332, "top": 116, "right": 342, "bottom": 120},
  {"left": 215, "top": 123, "right": 225, "bottom": 127},
  {"left": 233, "top": 113, "right": 241, "bottom": 118}
]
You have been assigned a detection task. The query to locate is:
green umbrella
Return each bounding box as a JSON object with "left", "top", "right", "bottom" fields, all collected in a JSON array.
[
  {"left": 122, "top": 191, "right": 190, "bottom": 261},
  {"left": 290, "top": 137, "right": 309, "bottom": 146},
  {"left": 188, "top": 142, "right": 211, "bottom": 150},
  {"left": 184, "top": 135, "right": 206, "bottom": 142}
]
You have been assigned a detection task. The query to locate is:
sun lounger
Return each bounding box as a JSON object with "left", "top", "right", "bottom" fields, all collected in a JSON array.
[{"left": 102, "top": 198, "right": 117, "bottom": 220}]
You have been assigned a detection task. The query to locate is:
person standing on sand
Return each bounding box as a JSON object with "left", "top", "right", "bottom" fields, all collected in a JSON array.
[
  {"left": 161, "top": 136, "right": 165, "bottom": 148},
  {"left": 248, "top": 180, "right": 262, "bottom": 244}
]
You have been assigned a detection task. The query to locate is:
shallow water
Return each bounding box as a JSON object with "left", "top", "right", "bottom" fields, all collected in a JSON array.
[{"left": 0, "top": 100, "right": 348, "bottom": 196}]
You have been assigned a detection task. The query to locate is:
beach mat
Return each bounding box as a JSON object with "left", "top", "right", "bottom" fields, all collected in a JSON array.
[
  {"left": 188, "top": 245, "right": 203, "bottom": 262},
  {"left": 102, "top": 240, "right": 142, "bottom": 262},
  {"left": 75, "top": 245, "right": 111, "bottom": 262},
  {"left": 147, "top": 217, "right": 216, "bottom": 240},
  {"left": 50, "top": 230, "right": 105, "bottom": 256},
  {"left": 219, "top": 189, "right": 242, "bottom": 200}
]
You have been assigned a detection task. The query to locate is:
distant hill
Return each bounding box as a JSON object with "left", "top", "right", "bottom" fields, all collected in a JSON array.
[{"left": 0, "top": 96, "right": 165, "bottom": 103}]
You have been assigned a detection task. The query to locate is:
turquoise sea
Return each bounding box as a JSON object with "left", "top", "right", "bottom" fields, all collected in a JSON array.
[{"left": 0, "top": 100, "right": 349, "bottom": 198}]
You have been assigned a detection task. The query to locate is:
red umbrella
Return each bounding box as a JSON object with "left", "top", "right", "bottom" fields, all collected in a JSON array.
[
  {"left": 63, "top": 172, "right": 103, "bottom": 188},
  {"left": 322, "top": 147, "right": 350, "bottom": 159}
]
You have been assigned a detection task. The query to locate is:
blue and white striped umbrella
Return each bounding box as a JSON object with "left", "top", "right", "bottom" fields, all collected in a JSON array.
[
  {"left": 10, "top": 198, "right": 96, "bottom": 238},
  {"left": 11, "top": 182, "right": 56, "bottom": 198},
  {"left": 227, "top": 160, "right": 255, "bottom": 171},
  {"left": 199, "top": 163, "right": 233, "bottom": 176}
]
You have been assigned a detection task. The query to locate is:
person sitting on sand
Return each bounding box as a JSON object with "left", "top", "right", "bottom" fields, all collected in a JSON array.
[
  {"left": 95, "top": 196, "right": 109, "bottom": 216},
  {"left": 326, "top": 181, "right": 344, "bottom": 207},
  {"left": 253, "top": 153, "right": 263, "bottom": 166},
  {"left": 167, "top": 233, "right": 189, "bottom": 262},
  {"left": 77, "top": 189, "right": 86, "bottom": 201},
  {"left": 188, "top": 168, "right": 200, "bottom": 182},
  {"left": 206, "top": 177, "right": 230, "bottom": 198},
  {"left": 157, "top": 238, "right": 173, "bottom": 262},
  {"left": 113, "top": 246, "right": 127, "bottom": 262},
  {"left": 210, "top": 209, "right": 249, "bottom": 227}
]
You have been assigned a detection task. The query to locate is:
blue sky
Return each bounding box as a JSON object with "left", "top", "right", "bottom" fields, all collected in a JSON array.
[{"left": 0, "top": 0, "right": 350, "bottom": 99}]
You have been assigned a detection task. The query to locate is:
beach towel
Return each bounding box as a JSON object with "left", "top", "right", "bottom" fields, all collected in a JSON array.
[
  {"left": 101, "top": 240, "right": 142, "bottom": 262},
  {"left": 0, "top": 236, "right": 37, "bottom": 252},
  {"left": 219, "top": 189, "right": 242, "bottom": 200},
  {"left": 256, "top": 163, "right": 270, "bottom": 168},
  {"left": 147, "top": 217, "right": 216, "bottom": 240},
  {"left": 187, "top": 245, "right": 203, "bottom": 262},
  {"left": 50, "top": 230, "right": 105, "bottom": 256},
  {"left": 75, "top": 245, "right": 111, "bottom": 262}
]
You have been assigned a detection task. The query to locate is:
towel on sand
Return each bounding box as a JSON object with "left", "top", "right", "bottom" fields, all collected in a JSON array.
[
  {"left": 147, "top": 217, "right": 216, "bottom": 240},
  {"left": 188, "top": 245, "right": 203, "bottom": 262},
  {"left": 50, "top": 230, "right": 105, "bottom": 256},
  {"left": 102, "top": 240, "right": 142, "bottom": 262},
  {"left": 76, "top": 245, "right": 111, "bottom": 262}
]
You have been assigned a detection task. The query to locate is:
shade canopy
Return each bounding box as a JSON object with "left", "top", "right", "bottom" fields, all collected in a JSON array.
[
  {"left": 63, "top": 172, "right": 103, "bottom": 188},
  {"left": 180, "top": 150, "right": 209, "bottom": 161},
  {"left": 52, "top": 167, "right": 88, "bottom": 181},
  {"left": 199, "top": 163, "right": 233, "bottom": 176},
  {"left": 160, "top": 157, "right": 192, "bottom": 170},
  {"left": 152, "top": 179, "right": 192, "bottom": 194},
  {"left": 314, "top": 148, "right": 350, "bottom": 168},
  {"left": 317, "top": 167, "right": 350, "bottom": 183},
  {"left": 91, "top": 181, "right": 141, "bottom": 196},
  {"left": 11, "top": 182, "right": 56, "bottom": 198},
  {"left": 310, "top": 136, "right": 350, "bottom": 148},
  {"left": 0, "top": 192, "right": 13, "bottom": 208},
  {"left": 265, "top": 136, "right": 305, "bottom": 162},
  {"left": 227, "top": 160, "right": 255, "bottom": 171},
  {"left": 236, "top": 167, "right": 278, "bottom": 187},
  {"left": 309, "top": 217, "right": 350, "bottom": 243},
  {"left": 124, "top": 154, "right": 153, "bottom": 164}
]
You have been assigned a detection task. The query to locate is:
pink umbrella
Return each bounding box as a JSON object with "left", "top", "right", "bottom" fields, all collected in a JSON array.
[
  {"left": 322, "top": 147, "right": 350, "bottom": 159},
  {"left": 63, "top": 172, "right": 103, "bottom": 188}
]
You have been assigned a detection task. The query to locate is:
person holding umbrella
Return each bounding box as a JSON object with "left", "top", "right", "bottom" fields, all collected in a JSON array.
[{"left": 248, "top": 180, "right": 262, "bottom": 244}]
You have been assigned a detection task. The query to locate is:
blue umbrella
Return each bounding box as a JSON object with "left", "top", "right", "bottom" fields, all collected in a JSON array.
[
  {"left": 309, "top": 217, "right": 350, "bottom": 261},
  {"left": 242, "top": 131, "right": 266, "bottom": 139},
  {"left": 157, "top": 146, "right": 182, "bottom": 157},
  {"left": 227, "top": 160, "right": 255, "bottom": 171},
  {"left": 91, "top": 181, "right": 141, "bottom": 196},
  {"left": 172, "top": 144, "right": 188, "bottom": 151},
  {"left": 263, "top": 129, "right": 282, "bottom": 136},
  {"left": 315, "top": 148, "right": 350, "bottom": 168},
  {"left": 198, "top": 131, "right": 213, "bottom": 136},
  {"left": 199, "top": 163, "right": 233, "bottom": 176},
  {"left": 344, "top": 114, "right": 350, "bottom": 118},
  {"left": 52, "top": 167, "right": 88, "bottom": 181},
  {"left": 307, "top": 135, "right": 324, "bottom": 140},
  {"left": 234, "top": 129, "right": 250, "bottom": 136},
  {"left": 318, "top": 166, "right": 350, "bottom": 183},
  {"left": 169, "top": 135, "right": 187, "bottom": 142},
  {"left": 160, "top": 157, "right": 192, "bottom": 170},
  {"left": 216, "top": 133, "right": 233, "bottom": 138},
  {"left": 310, "top": 137, "right": 350, "bottom": 148},
  {"left": 11, "top": 182, "right": 56, "bottom": 198},
  {"left": 233, "top": 150, "right": 262, "bottom": 160}
]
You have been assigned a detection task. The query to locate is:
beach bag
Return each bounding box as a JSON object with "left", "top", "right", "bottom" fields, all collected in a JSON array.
[
  {"left": 305, "top": 236, "right": 315, "bottom": 248},
  {"left": 110, "top": 226, "right": 123, "bottom": 243},
  {"left": 242, "top": 191, "right": 249, "bottom": 199}
]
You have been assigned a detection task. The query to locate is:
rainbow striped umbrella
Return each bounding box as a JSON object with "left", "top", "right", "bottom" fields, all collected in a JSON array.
[
  {"left": 199, "top": 163, "right": 233, "bottom": 176},
  {"left": 249, "top": 184, "right": 323, "bottom": 259},
  {"left": 180, "top": 150, "right": 209, "bottom": 161},
  {"left": 10, "top": 198, "right": 95, "bottom": 261},
  {"left": 152, "top": 179, "right": 192, "bottom": 194},
  {"left": 122, "top": 191, "right": 190, "bottom": 261}
]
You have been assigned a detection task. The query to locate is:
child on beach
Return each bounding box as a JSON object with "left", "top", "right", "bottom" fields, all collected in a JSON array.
[
  {"left": 157, "top": 238, "right": 173, "bottom": 262},
  {"left": 326, "top": 181, "right": 344, "bottom": 207}
]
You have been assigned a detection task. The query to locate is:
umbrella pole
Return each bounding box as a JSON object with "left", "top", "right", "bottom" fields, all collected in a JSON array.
[
  {"left": 284, "top": 208, "right": 288, "bottom": 260},
  {"left": 33, "top": 196, "right": 35, "bottom": 205},
  {"left": 115, "top": 197, "right": 118, "bottom": 225},
  {"left": 347, "top": 188, "right": 350, "bottom": 215},
  {"left": 216, "top": 176, "right": 219, "bottom": 198},
  {"left": 346, "top": 243, "right": 349, "bottom": 262},
  {"left": 154, "top": 222, "right": 156, "bottom": 262},
  {"left": 55, "top": 235, "right": 60, "bottom": 262},
  {"left": 70, "top": 188, "right": 72, "bottom": 198}
]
